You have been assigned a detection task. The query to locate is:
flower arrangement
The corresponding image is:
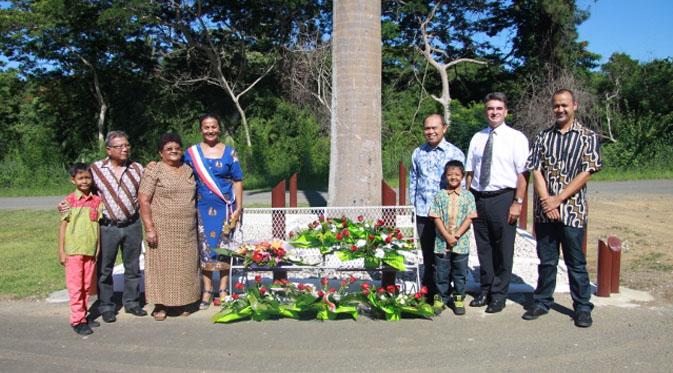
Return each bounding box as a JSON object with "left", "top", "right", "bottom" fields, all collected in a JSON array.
[
  {"left": 359, "top": 283, "right": 443, "bottom": 321},
  {"left": 215, "top": 240, "right": 304, "bottom": 268},
  {"left": 289, "top": 214, "right": 415, "bottom": 270},
  {"left": 212, "top": 276, "right": 361, "bottom": 323},
  {"left": 211, "top": 275, "right": 295, "bottom": 323},
  {"left": 212, "top": 277, "right": 443, "bottom": 323}
]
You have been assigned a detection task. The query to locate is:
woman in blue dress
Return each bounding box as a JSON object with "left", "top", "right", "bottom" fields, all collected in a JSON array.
[{"left": 184, "top": 113, "right": 244, "bottom": 309}]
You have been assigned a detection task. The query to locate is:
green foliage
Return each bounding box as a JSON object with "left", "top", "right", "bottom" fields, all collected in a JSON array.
[{"left": 238, "top": 99, "right": 329, "bottom": 189}]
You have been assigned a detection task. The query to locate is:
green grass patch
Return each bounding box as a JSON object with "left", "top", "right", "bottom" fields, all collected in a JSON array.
[
  {"left": 593, "top": 166, "right": 673, "bottom": 181},
  {"left": 0, "top": 209, "right": 64, "bottom": 299},
  {"left": 0, "top": 180, "right": 72, "bottom": 197},
  {"left": 630, "top": 252, "right": 673, "bottom": 272}
]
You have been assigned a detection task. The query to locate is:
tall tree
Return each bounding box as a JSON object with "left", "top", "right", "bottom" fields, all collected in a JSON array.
[
  {"left": 0, "top": 0, "right": 154, "bottom": 149},
  {"left": 328, "top": 0, "right": 382, "bottom": 206}
]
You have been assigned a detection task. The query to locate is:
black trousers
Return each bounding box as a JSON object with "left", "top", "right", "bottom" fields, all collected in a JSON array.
[
  {"left": 472, "top": 189, "right": 517, "bottom": 302},
  {"left": 416, "top": 215, "right": 437, "bottom": 294},
  {"left": 97, "top": 219, "right": 143, "bottom": 313}
]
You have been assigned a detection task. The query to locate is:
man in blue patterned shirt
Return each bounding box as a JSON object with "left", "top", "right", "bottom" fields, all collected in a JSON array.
[{"left": 409, "top": 114, "right": 465, "bottom": 298}]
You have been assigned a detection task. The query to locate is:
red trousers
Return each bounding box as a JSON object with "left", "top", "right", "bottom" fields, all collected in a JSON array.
[{"left": 65, "top": 255, "right": 96, "bottom": 326}]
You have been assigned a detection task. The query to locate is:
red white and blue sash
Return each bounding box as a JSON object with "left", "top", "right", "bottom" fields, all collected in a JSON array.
[{"left": 186, "top": 144, "right": 233, "bottom": 205}]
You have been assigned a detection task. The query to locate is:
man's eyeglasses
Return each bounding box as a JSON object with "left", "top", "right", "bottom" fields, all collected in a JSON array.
[{"left": 108, "top": 144, "right": 131, "bottom": 150}]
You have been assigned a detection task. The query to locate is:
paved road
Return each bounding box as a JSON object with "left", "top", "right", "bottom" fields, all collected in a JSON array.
[
  {"left": 2, "top": 179, "right": 672, "bottom": 210},
  {"left": 1, "top": 292, "right": 670, "bottom": 372},
  {"left": 0, "top": 190, "right": 328, "bottom": 210}
]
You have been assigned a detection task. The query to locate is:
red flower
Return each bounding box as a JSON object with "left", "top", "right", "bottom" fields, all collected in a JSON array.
[
  {"left": 362, "top": 288, "right": 370, "bottom": 296},
  {"left": 342, "top": 228, "right": 350, "bottom": 237},
  {"left": 273, "top": 280, "right": 282, "bottom": 285},
  {"left": 255, "top": 275, "right": 262, "bottom": 283},
  {"left": 318, "top": 214, "right": 325, "bottom": 222},
  {"left": 396, "top": 232, "right": 403, "bottom": 240},
  {"left": 259, "top": 287, "right": 267, "bottom": 295},
  {"left": 376, "top": 219, "right": 384, "bottom": 227},
  {"left": 386, "top": 285, "right": 396, "bottom": 293},
  {"left": 385, "top": 235, "right": 392, "bottom": 244},
  {"left": 340, "top": 279, "right": 347, "bottom": 287},
  {"left": 281, "top": 279, "right": 290, "bottom": 286},
  {"left": 357, "top": 215, "right": 364, "bottom": 222},
  {"left": 321, "top": 277, "right": 329, "bottom": 286},
  {"left": 317, "top": 290, "right": 325, "bottom": 297},
  {"left": 350, "top": 245, "right": 358, "bottom": 252},
  {"left": 396, "top": 285, "right": 401, "bottom": 292},
  {"left": 335, "top": 232, "right": 343, "bottom": 241},
  {"left": 377, "top": 287, "right": 385, "bottom": 294},
  {"left": 368, "top": 234, "right": 375, "bottom": 241},
  {"left": 341, "top": 216, "right": 347, "bottom": 225},
  {"left": 420, "top": 286, "right": 429, "bottom": 295},
  {"left": 234, "top": 282, "right": 245, "bottom": 290},
  {"left": 414, "top": 292, "right": 422, "bottom": 299},
  {"left": 252, "top": 252, "right": 264, "bottom": 263},
  {"left": 329, "top": 287, "right": 336, "bottom": 293},
  {"left": 297, "top": 283, "right": 305, "bottom": 290},
  {"left": 360, "top": 282, "right": 370, "bottom": 290},
  {"left": 232, "top": 293, "right": 240, "bottom": 300},
  {"left": 349, "top": 275, "right": 357, "bottom": 284}
]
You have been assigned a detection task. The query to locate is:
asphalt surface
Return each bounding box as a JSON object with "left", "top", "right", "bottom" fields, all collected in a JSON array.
[
  {"left": 1, "top": 179, "right": 672, "bottom": 210},
  {"left": 1, "top": 291, "right": 671, "bottom": 372}
]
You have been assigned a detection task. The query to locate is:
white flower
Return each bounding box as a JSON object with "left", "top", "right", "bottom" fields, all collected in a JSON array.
[
  {"left": 381, "top": 233, "right": 388, "bottom": 241},
  {"left": 399, "top": 298, "right": 406, "bottom": 305},
  {"left": 313, "top": 224, "right": 322, "bottom": 231},
  {"left": 356, "top": 239, "right": 367, "bottom": 248},
  {"left": 329, "top": 224, "right": 337, "bottom": 232},
  {"left": 374, "top": 248, "right": 385, "bottom": 259}
]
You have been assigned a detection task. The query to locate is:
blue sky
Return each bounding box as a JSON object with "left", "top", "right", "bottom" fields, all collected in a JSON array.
[{"left": 577, "top": 0, "right": 673, "bottom": 63}]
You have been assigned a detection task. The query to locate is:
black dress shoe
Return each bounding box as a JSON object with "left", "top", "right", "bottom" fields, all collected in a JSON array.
[
  {"left": 125, "top": 306, "right": 148, "bottom": 317},
  {"left": 86, "top": 316, "right": 100, "bottom": 328},
  {"left": 73, "top": 323, "right": 94, "bottom": 335},
  {"left": 485, "top": 299, "right": 506, "bottom": 313},
  {"left": 574, "top": 311, "right": 593, "bottom": 328},
  {"left": 522, "top": 305, "right": 548, "bottom": 320},
  {"left": 101, "top": 311, "right": 116, "bottom": 323},
  {"left": 469, "top": 293, "right": 489, "bottom": 307}
]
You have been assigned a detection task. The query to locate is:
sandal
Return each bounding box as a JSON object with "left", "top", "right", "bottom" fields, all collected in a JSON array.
[
  {"left": 152, "top": 309, "right": 167, "bottom": 321},
  {"left": 199, "top": 291, "right": 212, "bottom": 310}
]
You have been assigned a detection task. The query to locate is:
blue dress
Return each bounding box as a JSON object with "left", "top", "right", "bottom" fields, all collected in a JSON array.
[{"left": 184, "top": 144, "right": 244, "bottom": 271}]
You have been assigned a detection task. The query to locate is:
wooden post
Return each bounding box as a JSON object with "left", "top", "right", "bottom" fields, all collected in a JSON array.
[
  {"left": 381, "top": 180, "right": 397, "bottom": 287},
  {"left": 596, "top": 239, "right": 612, "bottom": 297},
  {"left": 398, "top": 161, "right": 407, "bottom": 206},
  {"left": 289, "top": 172, "right": 298, "bottom": 208},
  {"left": 608, "top": 236, "right": 622, "bottom": 294},
  {"left": 271, "top": 179, "right": 287, "bottom": 281}
]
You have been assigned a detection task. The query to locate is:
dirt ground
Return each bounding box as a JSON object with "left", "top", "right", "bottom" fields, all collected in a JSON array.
[
  {"left": 587, "top": 194, "right": 673, "bottom": 304},
  {"left": 524, "top": 180, "right": 673, "bottom": 304}
]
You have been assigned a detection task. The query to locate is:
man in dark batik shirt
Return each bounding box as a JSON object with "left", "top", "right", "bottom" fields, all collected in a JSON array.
[{"left": 523, "top": 89, "right": 602, "bottom": 328}]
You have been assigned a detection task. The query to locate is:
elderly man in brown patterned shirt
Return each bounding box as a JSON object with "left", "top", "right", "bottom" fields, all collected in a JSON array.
[
  {"left": 523, "top": 89, "right": 602, "bottom": 328},
  {"left": 62, "top": 131, "right": 147, "bottom": 323}
]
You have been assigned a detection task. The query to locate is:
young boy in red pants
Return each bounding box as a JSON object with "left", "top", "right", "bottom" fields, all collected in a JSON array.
[{"left": 58, "top": 163, "right": 102, "bottom": 335}]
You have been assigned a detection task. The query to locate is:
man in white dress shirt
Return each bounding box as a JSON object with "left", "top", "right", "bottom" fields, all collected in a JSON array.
[{"left": 465, "top": 92, "right": 529, "bottom": 313}]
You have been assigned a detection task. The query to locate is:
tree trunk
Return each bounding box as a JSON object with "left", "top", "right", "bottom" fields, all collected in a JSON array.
[{"left": 328, "top": 0, "right": 382, "bottom": 206}]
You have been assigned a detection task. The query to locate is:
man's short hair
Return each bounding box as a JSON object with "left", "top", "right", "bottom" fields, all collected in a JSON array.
[
  {"left": 483, "top": 92, "right": 508, "bottom": 108},
  {"left": 443, "top": 159, "right": 465, "bottom": 176},
  {"left": 552, "top": 88, "right": 576, "bottom": 102},
  {"left": 105, "top": 130, "right": 129, "bottom": 147},
  {"left": 423, "top": 113, "right": 447, "bottom": 127},
  {"left": 69, "top": 162, "right": 91, "bottom": 177}
]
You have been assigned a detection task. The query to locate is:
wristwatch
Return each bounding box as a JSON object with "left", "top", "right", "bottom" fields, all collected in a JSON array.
[{"left": 514, "top": 197, "right": 524, "bottom": 204}]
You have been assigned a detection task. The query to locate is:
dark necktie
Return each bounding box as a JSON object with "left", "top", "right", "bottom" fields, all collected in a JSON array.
[{"left": 479, "top": 129, "right": 494, "bottom": 188}]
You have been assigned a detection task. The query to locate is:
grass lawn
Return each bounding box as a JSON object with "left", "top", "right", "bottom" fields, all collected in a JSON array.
[{"left": 0, "top": 209, "right": 64, "bottom": 299}]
